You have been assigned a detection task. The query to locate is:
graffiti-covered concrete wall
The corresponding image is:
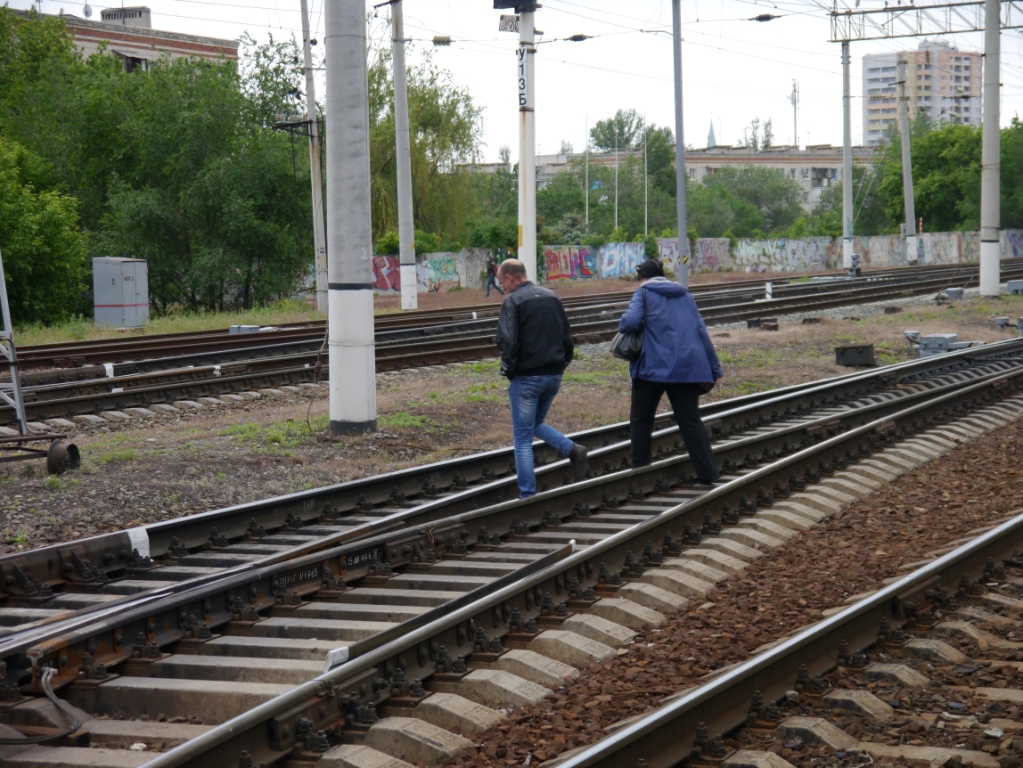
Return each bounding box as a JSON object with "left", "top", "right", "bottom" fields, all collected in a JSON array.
[
  {"left": 597, "top": 242, "right": 647, "bottom": 279},
  {"left": 854, "top": 235, "right": 906, "bottom": 268},
  {"left": 416, "top": 252, "right": 460, "bottom": 293},
  {"left": 1003, "top": 230, "right": 1023, "bottom": 259},
  {"left": 543, "top": 246, "right": 597, "bottom": 281},
  {"left": 730, "top": 239, "right": 833, "bottom": 273},
  {"left": 372, "top": 255, "right": 401, "bottom": 292}
]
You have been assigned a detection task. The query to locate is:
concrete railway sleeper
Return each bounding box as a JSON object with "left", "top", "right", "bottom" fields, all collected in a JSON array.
[
  {"left": 0, "top": 360, "right": 1021, "bottom": 766},
  {"left": 7, "top": 262, "right": 1023, "bottom": 428},
  {"left": 2, "top": 342, "right": 1023, "bottom": 641}
]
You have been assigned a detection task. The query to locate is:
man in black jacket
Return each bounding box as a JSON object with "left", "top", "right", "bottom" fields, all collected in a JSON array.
[{"left": 495, "top": 259, "right": 589, "bottom": 498}]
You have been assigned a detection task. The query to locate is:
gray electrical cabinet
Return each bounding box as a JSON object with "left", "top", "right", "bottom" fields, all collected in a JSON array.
[{"left": 93, "top": 258, "right": 149, "bottom": 328}]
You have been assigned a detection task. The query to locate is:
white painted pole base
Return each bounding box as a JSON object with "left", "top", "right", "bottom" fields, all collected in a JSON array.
[
  {"left": 905, "top": 235, "right": 918, "bottom": 265},
  {"left": 980, "top": 240, "right": 1001, "bottom": 297},
  {"left": 765, "top": 281, "right": 773, "bottom": 300},
  {"left": 329, "top": 289, "right": 377, "bottom": 435},
  {"left": 842, "top": 239, "right": 854, "bottom": 270},
  {"left": 400, "top": 264, "right": 418, "bottom": 310}
]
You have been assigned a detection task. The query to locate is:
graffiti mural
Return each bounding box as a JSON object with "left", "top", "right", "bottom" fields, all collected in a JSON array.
[
  {"left": 543, "top": 246, "right": 595, "bottom": 281},
  {"left": 372, "top": 255, "right": 401, "bottom": 292},
  {"left": 961, "top": 231, "right": 980, "bottom": 263},
  {"left": 786, "top": 237, "right": 833, "bottom": 271},
  {"left": 855, "top": 235, "right": 907, "bottom": 268},
  {"left": 921, "top": 232, "right": 962, "bottom": 265},
  {"left": 597, "top": 242, "right": 646, "bottom": 279},
  {"left": 416, "top": 252, "right": 461, "bottom": 292},
  {"left": 1003, "top": 230, "right": 1023, "bottom": 259}
]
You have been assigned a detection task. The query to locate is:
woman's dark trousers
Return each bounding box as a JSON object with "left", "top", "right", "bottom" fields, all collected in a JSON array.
[{"left": 629, "top": 378, "right": 719, "bottom": 484}]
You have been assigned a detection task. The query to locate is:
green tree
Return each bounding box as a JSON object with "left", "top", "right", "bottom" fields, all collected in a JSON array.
[
  {"left": 590, "top": 108, "right": 645, "bottom": 151},
  {"left": 0, "top": 137, "right": 87, "bottom": 324},
  {"left": 702, "top": 165, "right": 804, "bottom": 233}
]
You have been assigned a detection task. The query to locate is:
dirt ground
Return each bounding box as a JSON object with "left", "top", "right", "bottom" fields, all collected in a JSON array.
[{"left": 2, "top": 289, "right": 1022, "bottom": 553}]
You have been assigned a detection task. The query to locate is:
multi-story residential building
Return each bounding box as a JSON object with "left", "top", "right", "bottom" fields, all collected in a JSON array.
[
  {"left": 862, "top": 39, "right": 981, "bottom": 147},
  {"left": 468, "top": 144, "right": 875, "bottom": 212},
  {"left": 9, "top": 6, "right": 238, "bottom": 72}
]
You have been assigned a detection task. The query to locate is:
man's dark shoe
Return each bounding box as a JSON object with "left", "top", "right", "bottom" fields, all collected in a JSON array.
[{"left": 568, "top": 444, "right": 589, "bottom": 481}]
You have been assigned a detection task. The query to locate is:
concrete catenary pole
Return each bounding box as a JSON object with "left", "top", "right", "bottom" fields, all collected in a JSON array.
[
  {"left": 980, "top": 0, "right": 1001, "bottom": 296},
  {"left": 841, "top": 40, "right": 854, "bottom": 269},
  {"left": 672, "top": 0, "right": 689, "bottom": 286},
  {"left": 897, "top": 57, "right": 918, "bottom": 263},
  {"left": 326, "top": 0, "right": 376, "bottom": 436},
  {"left": 391, "top": 0, "right": 417, "bottom": 310},
  {"left": 300, "top": 0, "right": 327, "bottom": 312},
  {"left": 517, "top": 4, "right": 538, "bottom": 282}
]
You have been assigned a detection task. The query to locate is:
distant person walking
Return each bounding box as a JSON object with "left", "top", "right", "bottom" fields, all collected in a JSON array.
[
  {"left": 619, "top": 259, "right": 723, "bottom": 484},
  {"left": 485, "top": 257, "right": 504, "bottom": 297},
  {"left": 495, "top": 259, "right": 589, "bottom": 498}
]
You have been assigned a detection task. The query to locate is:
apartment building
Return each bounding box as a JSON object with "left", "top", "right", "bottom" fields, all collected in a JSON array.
[
  {"left": 862, "top": 39, "right": 981, "bottom": 147},
  {"left": 10, "top": 6, "right": 238, "bottom": 72}
]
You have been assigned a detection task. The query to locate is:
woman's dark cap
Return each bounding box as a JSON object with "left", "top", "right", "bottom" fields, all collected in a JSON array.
[{"left": 636, "top": 259, "right": 665, "bottom": 279}]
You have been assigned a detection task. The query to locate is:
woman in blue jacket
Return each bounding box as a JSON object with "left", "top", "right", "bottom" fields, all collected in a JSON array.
[{"left": 618, "top": 259, "right": 723, "bottom": 483}]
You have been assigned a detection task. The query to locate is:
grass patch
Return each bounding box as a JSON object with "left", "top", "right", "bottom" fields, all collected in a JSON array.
[
  {"left": 95, "top": 448, "right": 137, "bottom": 464},
  {"left": 463, "top": 360, "right": 501, "bottom": 375},
  {"left": 43, "top": 475, "right": 65, "bottom": 491},
  {"left": 378, "top": 412, "right": 436, "bottom": 430},
  {"left": 222, "top": 420, "right": 308, "bottom": 449},
  {"left": 465, "top": 393, "right": 504, "bottom": 403}
]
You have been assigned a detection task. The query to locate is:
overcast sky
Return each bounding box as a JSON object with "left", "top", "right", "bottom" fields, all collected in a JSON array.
[{"left": 13, "top": 0, "right": 1023, "bottom": 161}]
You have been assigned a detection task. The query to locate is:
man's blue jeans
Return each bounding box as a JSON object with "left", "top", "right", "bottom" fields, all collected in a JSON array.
[{"left": 507, "top": 375, "right": 575, "bottom": 497}]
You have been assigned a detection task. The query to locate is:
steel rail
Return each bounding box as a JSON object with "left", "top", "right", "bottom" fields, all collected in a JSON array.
[
  {"left": 5, "top": 263, "right": 1016, "bottom": 425},
  {"left": 137, "top": 366, "right": 1023, "bottom": 768},
  {"left": 8, "top": 260, "right": 1002, "bottom": 379},
  {"left": 3, "top": 354, "right": 1018, "bottom": 705},
  {"left": 2, "top": 338, "right": 1020, "bottom": 622}
]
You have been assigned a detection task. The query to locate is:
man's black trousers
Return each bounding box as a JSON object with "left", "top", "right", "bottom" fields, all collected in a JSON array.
[{"left": 629, "top": 378, "right": 719, "bottom": 484}]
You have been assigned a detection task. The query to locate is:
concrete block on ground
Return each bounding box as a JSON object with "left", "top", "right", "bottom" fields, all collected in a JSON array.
[
  {"left": 862, "top": 662, "right": 930, "bottom": 687},
  {"left": 662, "top": 558, "right": 729, "bottom": 585},
  {"left": 811, "top": 485, "right": 858, "bottom": 506},
  {"left": 681, "top": 548, "right": 749, "bottom": 575},
  {"left": 258, "top": 389, "right": 283, "bottom": 396},
  {"left": 414, "top": 691, "right": 504, "bottom": 736},
  {"left": 456, "top": 669, "right": 549, "bottom": 708},
  {"left": 590, "top": 597, "right": 664, "bottom": 630},
  {"left": 172, "top": 400, "right": 203, "bottom": 410},
  {"left": 717, "top": 527, "right": 784, "bottom": 550},
  {"left": 85, "top": 718, "right": 211, "bottom": 749},
  {"left": 197, "top": 397, "right": 223, "bottom": 406},
  {"left": 640, "top": 568, "right": 716, "bottom": 598},
  {"left": 736, "top": 518, "right": 799, "bottom": 540},
  {"left": 123, "top": 408, "right": 156, "bottom": 418},
  {"left": 776, "top": 495, "right": 838, "bottom": 518},
  {"left": 902, "top": 638, "right": 968, "bottom": 664},
  {"left": 239, "top": 391, "right": 262, "bottom": 399},
  {"left": 482, "top": 649, "right": 578, "bottom": 687},
  {"left": 25, "top": 421, "right": 51, "bottom": 433},
  {"left": 43, "top": 418, "right": 76, "bottom": 431},
  {"left": 282, "top": 386, "right": 302, "bottom": 393},
  {"left": 101, "top": 410, "right": 133, "bottom": 421},
  {"left": 562, "top": 614, "right": 636, "bottom": 648},
  {"left": 151, "top": 404, "right": 180, "bottom": 413},
  {"left": 777, "top": 716, "right": 857, "bottom": 750},
  {"left": 857, "top": 743, "right": 998, "bottom": 768},
  {"left": 220, "top": 394, "right": 245, "bottom": 402},
  {"left": 365, "top": 717, "right": 472, "bottom": 763},
  {"left": 822, "top": 689, "right": 894, "bottom": 720},
  {"left": 319, "top": 745, "right": 416, "bottom": 768},
  {"left": 73, "top": 414, "right": 107, "bottom": 425},
  {"left": 617, "top": 583, "right": 690, "bottom": 614},
  {"left": 0, "top": 426, "right": 19, "bottom": 436},
  {"left": 1, "top": 747, "right": 152, "bottom": 767},
  {"left": 757, "top": 509, "right": 815, "bottom": 531},
  {"left": 528, "top": 630, "right": 615, "bottom": 667},
  {"left": 698, "top": 537, "right": 765, "bottom": 562}
]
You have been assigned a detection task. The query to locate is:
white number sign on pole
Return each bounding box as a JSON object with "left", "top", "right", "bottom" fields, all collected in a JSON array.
[
  {"left": 517, "top": 47, "right": 528, "bottom": 107},
  {"left": 499, "top": 14, "right": 519, "bottom": 33}
]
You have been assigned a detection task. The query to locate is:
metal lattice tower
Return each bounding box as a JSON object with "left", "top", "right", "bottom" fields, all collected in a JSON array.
[{"left": 0, "top": 246, "right": 28, "bottom": 435}]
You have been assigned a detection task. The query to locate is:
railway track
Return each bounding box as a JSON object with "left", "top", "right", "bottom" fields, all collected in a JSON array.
[
  {"left": 0, "top": 339, "right": 1022, "bottom": 766},
  {"left": 4, "top": 261, "right": 1018, "bottom": 427}
]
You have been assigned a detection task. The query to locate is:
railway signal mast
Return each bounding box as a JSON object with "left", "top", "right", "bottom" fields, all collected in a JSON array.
[{"left": 831, "top": 0, "right": 1023, "bottom": 295}]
